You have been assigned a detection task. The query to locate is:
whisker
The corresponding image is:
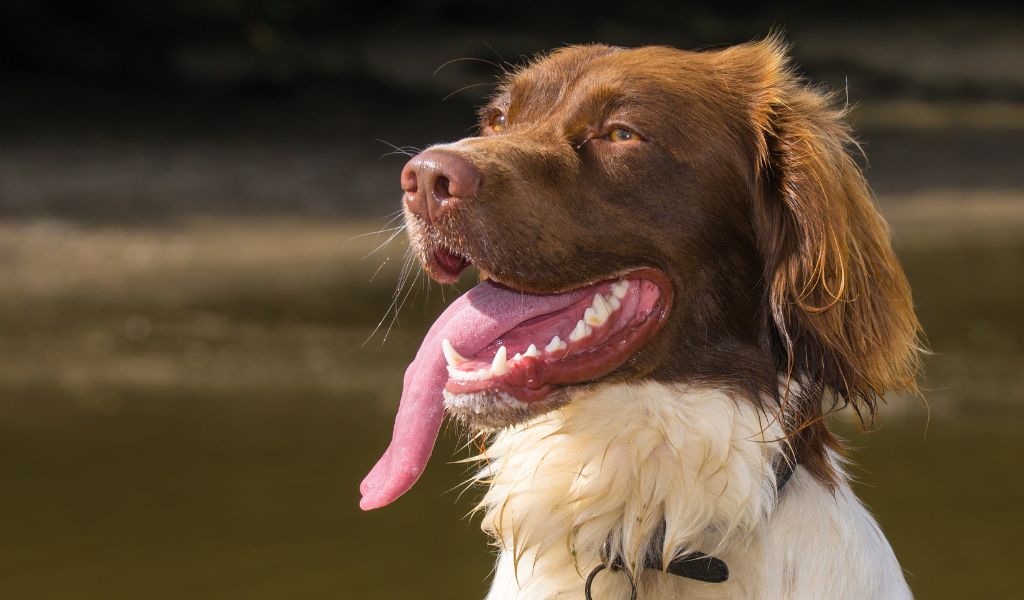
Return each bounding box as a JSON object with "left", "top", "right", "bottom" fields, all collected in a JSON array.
[
  {"left": 376, "top": 138, "right": 423, "bottom": 152},
  {"left": 363, "top": 250, "right": 417, "bottom": 346},
  {"left": 375, "top": 139, "right": 425, "bottom": 159},
  {"left": 443, "top": 82, "right": 496, "bottom": 102},
  {"left": 371, "top": 207, "right": 404, "bottom": 225},
  {"left": 380, "top": 211, "right": 406, "bottom": 229},
  {"left": 378, "top": 149, "right": 415, "bottom": 160},
  {"left": 346, "top": 208, "right": 405, "bottom": 243},
  {"left": 480, "top": 41, "right": 506, "bottom": 66},
  {"left": 362, "top": 226, "right": 407, "bottom": 259},
  {"left": 433, "top": 56, "right": 504, "bottom": 77},
  {"left": 347, "top": 224, "right": 405, "bottom": 241},
  {"left": 381, "top": 269, "right": 423, "bottom": 345},
  {"left": 368, "top": 256, "right": 390, "bottom": 283}
]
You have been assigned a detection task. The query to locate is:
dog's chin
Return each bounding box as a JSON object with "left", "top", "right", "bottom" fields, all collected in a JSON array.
[{"left": 443, "top": 387, "right": 575, "bottom": 430}]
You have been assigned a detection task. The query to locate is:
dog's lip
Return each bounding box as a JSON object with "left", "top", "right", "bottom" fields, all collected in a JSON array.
[
  {"left": 483, "top": 266, "right": 672, "bottom": 304},
  {"left": 428, "top": 247, "right": 471, "bottom": 283},
  {"left": 442, "top": 267, "right": 673, "bottom": 402}
]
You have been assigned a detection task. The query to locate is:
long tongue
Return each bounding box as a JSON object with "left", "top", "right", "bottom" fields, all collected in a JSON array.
[{"left": 359, "top": 279, "right": 591, "bottom": 510}]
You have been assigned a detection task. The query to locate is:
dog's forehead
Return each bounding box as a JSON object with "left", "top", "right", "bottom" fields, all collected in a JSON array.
[
  {"left": 500, "top": 45, "right": 710, "bottom": 117},
  {"left": 515, "top": 45, "right": 619, "bottom": 85}
]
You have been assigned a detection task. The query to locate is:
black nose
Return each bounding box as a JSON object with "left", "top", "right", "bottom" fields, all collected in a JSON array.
[{"left": 400, "top": 149, "right": 480, "bottom": 224}]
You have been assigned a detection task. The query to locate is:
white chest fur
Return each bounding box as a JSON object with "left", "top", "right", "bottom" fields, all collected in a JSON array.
[{"left": 475, "top": 383, "right": 911, "bottom": 599}]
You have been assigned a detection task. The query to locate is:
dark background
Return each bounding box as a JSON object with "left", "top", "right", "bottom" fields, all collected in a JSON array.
[
  {"left": 3, "top": 2, "right": 1023, "bottom": 220},
  {"left": 0, "top": 2, "right": 1022, "bottom": 598}
]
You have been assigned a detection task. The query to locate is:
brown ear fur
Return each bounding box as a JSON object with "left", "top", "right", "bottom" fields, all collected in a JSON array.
[{"left": 724, "top": 38, "right": 924, "bottom": 483}]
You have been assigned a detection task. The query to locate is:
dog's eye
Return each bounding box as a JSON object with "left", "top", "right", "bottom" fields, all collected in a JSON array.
[
  {"left": 488, "top": 111, "right": 507, "bottom": 132},
  {"left": 608, "top": 128, "right": 638, "bottom": 142}
]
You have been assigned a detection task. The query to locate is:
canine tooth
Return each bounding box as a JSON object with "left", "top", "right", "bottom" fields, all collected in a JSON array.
[
  {"left": 545, "top": 336, "right": 566, "bottom": 354},
  {"left": 606, "top": 294, "right": 621, "bottom": 312},
  {"left": 593, "top": 294, "right": 612, "bottom": 319},
  {"left": 569, "top": 319, "right": 592, "bottom": 342},
  {"left": 584, "top": 306, "right": 606, "bottom": 326},
  {"left": 491, "top": 346, "right": 508, "bottom": 376},
  {"left": 524, "top": 344, "right": 541, "bottom": 358},
  {"left": 612, "top": 280, "right": 630, "bottom": 299},
  {"left": 442, "top": 338, "right": 466, "bottom": 366}
]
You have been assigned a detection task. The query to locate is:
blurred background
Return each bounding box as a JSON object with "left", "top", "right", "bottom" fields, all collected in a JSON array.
[{"left": 1, "top": 2, "right": 1022, "bottom": 598}]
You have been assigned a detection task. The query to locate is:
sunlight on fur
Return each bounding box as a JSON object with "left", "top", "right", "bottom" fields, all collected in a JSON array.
[
  {"left": 472, "top": 383, "right": 910, "bottom": 599},
  {"left": 475, "top": 383, "right": 786, "bottom": 597}
]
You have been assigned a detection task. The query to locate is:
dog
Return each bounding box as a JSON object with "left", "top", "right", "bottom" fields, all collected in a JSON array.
[{"left": 361, "top": 37, "right": 921, "bottom": 599}]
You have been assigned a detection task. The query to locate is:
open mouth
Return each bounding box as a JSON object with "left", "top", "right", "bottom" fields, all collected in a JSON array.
[
  {"left": 428, "top": 246, "right": 471, "bottom": 283},
  {"left": 442, "top": 272, "right": 669, "bottom": 401},
  {"left": 360, "top": 264, "right": 672, "bottom": 510}
]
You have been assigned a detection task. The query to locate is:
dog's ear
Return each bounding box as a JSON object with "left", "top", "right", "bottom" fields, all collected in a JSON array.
[{"left": 726, "top": 38, "right": 923, "bottom": 475}]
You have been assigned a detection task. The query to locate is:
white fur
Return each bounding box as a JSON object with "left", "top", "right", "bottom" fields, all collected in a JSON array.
[{"left": 474, "top": 382, "right": 911, "bottom": 599}]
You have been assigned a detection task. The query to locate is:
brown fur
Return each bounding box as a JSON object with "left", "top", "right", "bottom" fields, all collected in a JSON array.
[
  {"left": 736, "top": 40, "right": 923, "bottom": 480},
  {"left": 404, "top": 37, "right": 922, "bottom": 485}
]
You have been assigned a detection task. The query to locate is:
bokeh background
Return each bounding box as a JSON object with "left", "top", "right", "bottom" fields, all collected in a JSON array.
[{"left": 1, "top": 2, "right": 1022, "bottom": 598}]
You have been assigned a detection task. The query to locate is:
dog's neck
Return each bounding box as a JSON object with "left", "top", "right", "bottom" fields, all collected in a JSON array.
[{"left": 474, "top": 382, "right": 790, "bottom": 597}]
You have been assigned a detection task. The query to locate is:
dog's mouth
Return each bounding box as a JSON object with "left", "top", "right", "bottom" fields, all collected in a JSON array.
[
  {"left": 428, "top": 244, "right": 672, "bottom": 402},
  {"left": 442, "top": 271, "right": 669, "bottom": 402},
  {"left": 428, "top": 246, "right": 471, "bottom": 283},
  {"left": 360, "top": 255, "right": 673, "bottom": 511}
]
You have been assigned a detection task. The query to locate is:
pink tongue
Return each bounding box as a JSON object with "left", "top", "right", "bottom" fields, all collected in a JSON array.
[{"left": 359, "top": 279, "right": 591, "bottom": 510}]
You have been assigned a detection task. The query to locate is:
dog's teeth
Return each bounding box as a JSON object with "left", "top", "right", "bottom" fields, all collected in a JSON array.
[
  {"left": 513, "top": 352, "right": 523, "bottom": 361},
  {"left": 569, "top": 319, "right": 592, "bottom": 342},
  {"left": 584, "top": 306, "right": 605, "bottom": 326},
  {"left": 442, "top": 338, "right": 466, "bottom": 366},
  {"left": 606, "top": 293, "right": 621, "bottom": 312},
  {"left": 612, "top": 280, "right": 630, "bottom": 299},
  {"left": 491, "top": 346, "right": 508, "bottom": 376},
  {"left": 545, "top": 336, "right": 566, "bottom": 354},
  {"left": 524, "top": 344, "right": 541, "bottom": 358},
  {"left": 592, "top": 294, "right": 612, "bottom": 319}
]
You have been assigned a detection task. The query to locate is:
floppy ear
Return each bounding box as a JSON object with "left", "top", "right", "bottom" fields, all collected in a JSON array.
[{"left": 731, "top": 38, "right": 923, "bottom": 478}]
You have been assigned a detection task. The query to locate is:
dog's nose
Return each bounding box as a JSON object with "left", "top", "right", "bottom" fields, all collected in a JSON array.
[{"left": 401, "top": 150, "right": 480, "bottom": 224}]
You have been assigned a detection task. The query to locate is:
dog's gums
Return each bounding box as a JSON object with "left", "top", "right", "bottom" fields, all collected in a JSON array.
[{"left": 443, "top": 274, "right": 669, "bottom": 401}]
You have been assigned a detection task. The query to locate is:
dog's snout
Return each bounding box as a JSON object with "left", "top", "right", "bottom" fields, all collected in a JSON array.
[{"left": 401, "top": 150, "right": 479, "bottom": 224}]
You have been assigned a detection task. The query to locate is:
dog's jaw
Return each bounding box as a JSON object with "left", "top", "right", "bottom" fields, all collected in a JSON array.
[{"left": 443, "top": 388, "right": 572, "bottom": 430}]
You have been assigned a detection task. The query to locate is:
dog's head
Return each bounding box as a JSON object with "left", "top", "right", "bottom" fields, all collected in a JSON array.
[{"left": 360, "top": 38, "right": 921, "bottom": 510}]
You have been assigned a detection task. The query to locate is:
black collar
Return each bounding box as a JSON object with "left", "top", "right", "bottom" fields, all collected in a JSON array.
[{"left": 586, "top": 457, "right": 797, "bottom": 598}]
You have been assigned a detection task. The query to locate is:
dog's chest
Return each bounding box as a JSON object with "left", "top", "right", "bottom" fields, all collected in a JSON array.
[
  {"left": 475, "top": 383, "right": 912, "bottom": 599},
  {"left": 476, "top": 383, "right": 784, "bottom": 598}
]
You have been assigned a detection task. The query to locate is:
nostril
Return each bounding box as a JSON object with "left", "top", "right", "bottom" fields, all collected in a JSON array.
[
  {"left": 433, "top": 176, "right": 452, "bottom": 202},
  {"left": 402, "top": 150, "right": 480, "bottom": 224},
  {"left": 401, "top": 169, "right": 418, "bottom": 194}
]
